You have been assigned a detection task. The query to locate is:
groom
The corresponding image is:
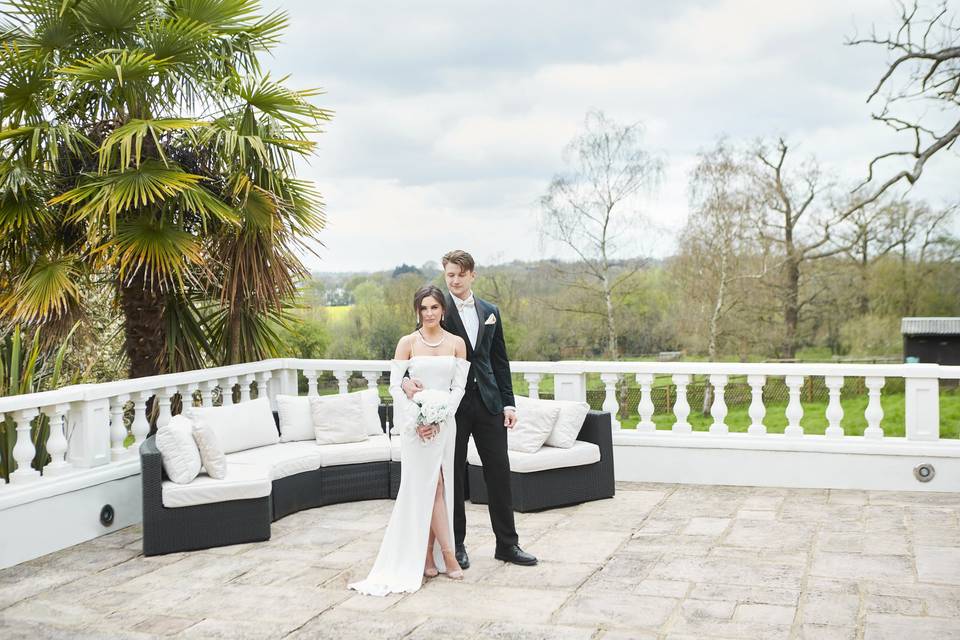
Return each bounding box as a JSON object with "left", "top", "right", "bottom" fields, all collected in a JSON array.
[{"left": 403, "top": 250, "right": 537, "bottom": 568}]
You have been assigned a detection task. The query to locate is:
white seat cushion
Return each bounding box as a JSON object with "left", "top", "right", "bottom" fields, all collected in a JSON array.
[
  {"left": 467, "top": 438, "right": 600, "bottom": 474},
  {"left": 225, "top": 442, "right": 325, "bottom": 480},
  {"left": 161, "top": 462, "right": 271, "bottom": 508},
  {"left": 316, "top": 433, "right": 391, "bottom": 467},
  {"left": 390, "top": 436, "right": 401, "bottom": 462}
]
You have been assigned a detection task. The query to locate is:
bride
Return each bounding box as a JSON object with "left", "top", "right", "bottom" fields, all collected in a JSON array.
[{"left": 349, "top": 284, "right": 470, "bottom": 595}]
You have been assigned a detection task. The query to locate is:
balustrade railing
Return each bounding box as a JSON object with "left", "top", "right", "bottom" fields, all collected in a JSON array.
[{"left": 1, "top": 358, "right": 957, "bottom": 492}]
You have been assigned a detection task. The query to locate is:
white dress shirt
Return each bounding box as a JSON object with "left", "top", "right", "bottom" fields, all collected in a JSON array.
[{"left": 452, "top": 291, "right": 479, "bottom": 349}]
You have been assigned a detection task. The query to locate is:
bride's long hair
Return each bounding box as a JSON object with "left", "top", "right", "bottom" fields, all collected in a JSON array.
[{"left": 413, "top": 285, "right": 447, "bottom": 329}]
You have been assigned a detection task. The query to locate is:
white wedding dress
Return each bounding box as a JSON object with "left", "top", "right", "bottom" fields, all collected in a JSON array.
[{"left": 348, "top": 355, "right": 471, "bottom": 596}]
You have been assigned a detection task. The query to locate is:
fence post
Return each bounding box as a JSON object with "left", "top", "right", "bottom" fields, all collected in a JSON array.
[
  {"left": 67, "top": 397, "right": 111, "bottom": 468},
  {"left": 905, "top": 377, "right": 940, "bottom": 441},
  {"left": 554, "top": 373, "right": 587, "bottom": 403}
]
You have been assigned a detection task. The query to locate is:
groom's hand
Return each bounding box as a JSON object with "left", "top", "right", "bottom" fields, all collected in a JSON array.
[
  {"left": 504, "top": 408, "right": 517, "bottom": 429},
  {"left": 402, "top": 377, "right": 424, "bottom": 399}
]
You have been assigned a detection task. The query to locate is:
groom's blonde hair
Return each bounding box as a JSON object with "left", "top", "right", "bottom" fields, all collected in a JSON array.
[{"left": 442, "top": 250, "right": 475, "bottom": 273}]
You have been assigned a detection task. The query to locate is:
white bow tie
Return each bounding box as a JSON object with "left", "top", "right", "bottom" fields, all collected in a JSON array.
[{"left": 455, "top": 296, "right": 475, "bottom": 312}]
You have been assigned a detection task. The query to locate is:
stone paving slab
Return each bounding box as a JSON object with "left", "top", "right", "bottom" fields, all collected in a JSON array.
[{"left": 3, "top": 481, "right": 960, "bottom": 639}]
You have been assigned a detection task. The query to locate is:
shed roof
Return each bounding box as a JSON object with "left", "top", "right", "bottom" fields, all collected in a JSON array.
[{"left": 901, "top": 317, "right": 960, "bottom": 335}]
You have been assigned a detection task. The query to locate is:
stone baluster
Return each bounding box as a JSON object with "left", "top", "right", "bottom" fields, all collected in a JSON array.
[
  {"left": 130, "top": 392, "right": 151, "bottom": 447},
  {"left": 708, "top": 374, "right": 729, "bottom": 434},
  {"left": 42, "top": 404, "right": 72, "bottom": 476},
  {"left": 600, "top": 373, "right": 621, "bottom": 430},
  {"left": 109, "top": 394, "right": 130, "bottom": 461},
  {"left": 362, "top": 371, "right": 380, "bottom": 392},
  {"left": 10, "top": 408, "right": 40, "bottom": 483},
  {"left": 334, "top": 370, "right": 350, "bottom": 394},
  {"left": 155, "top": 387, "right": 176, "bottom": 428},
  {"left": 635, "top": 373, "right": 655, "bottom": 432},
  {"left": 784, "top": 376, "right": 804, "bottom": 437},
  {"left": 524, "top": 373, "right": 542, "bottom": 400},
  {"left": 304, "top": 370, "right": 319, "bottom": 396},
  {"left": 824, "top": 376, "right": 845, "bottom": 438},
  {"left": 239, "top": 374, "right": 254, "bottom": 403},
  {"left": 224, "top": 377, "right": 238, "bottom": 405},
  {"left": 671, "top": 374, "right": 692, "bottom": 433},
  {"left": 864, "top": 377, "right": 885, "bottom": 439},
  {"left": 255, "top": 371, "right": 273, "bottom": 401},
  {"left": 200, "top": 380, "right": 217, "bottom": 406},
  {"left": 747, "top": 375, "right": 767, "bottom": 435}
]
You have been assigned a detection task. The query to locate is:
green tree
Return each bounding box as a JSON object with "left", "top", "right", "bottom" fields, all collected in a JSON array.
[{"left": 0, "top": 0, "right": 330, "bottom": 377}]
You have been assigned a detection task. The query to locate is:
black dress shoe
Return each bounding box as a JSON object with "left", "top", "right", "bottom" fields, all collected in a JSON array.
[
  {"left": 455, "top": 545, "right": 470, "bottom": 570},
  {"left": 494, "top": 544, "right": 538, "bottom": 566}
]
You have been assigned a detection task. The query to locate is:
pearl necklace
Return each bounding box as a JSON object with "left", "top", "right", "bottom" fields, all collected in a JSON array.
[{"left": 417, "top": 329, "right": 445, "bottom": 348}]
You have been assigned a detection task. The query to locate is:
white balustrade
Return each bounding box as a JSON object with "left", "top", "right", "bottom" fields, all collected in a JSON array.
[
  {"left": 635, "top": 373, "right": 655, "bottom": 432},
  {"left": 708, "top": 374, "right": 729, "bottom": 434},
  {"left": 109, "top": 395, "right": 130, "bottom": 461},
  {"left": 524, "top": 373, "right": 542, "bottom": 400},
  {"left": 747, "top": 374, "right": 766, "bottom": 435},
  {"left": 333, "top": 370, "right": 350, "bottom": 394},
  {"left": 130, "top": 393, "right": 151, "bottom": 447},
  {"left": 864, "top": 377, "right": 885, "bottom": 439},
  {"left": 41, "top": 404, "right": 72, "bottom": 476},
  {"left": 600, "top": 373, "right": 621, "bottom": 430},
  {"left": 304, "top": 370, "right": 319, "bottom": 396},
  {"left": 824, "top": 376, "right": 845, "bottom": 438},
  {"left": 10, "top": 408, "right": 40, "bottom": 483},
  {"left": 671, "top": 374, "right": 692, "bottom": 433},
  {"left": 784, "top": 376, "right": 804, "bottom": 437}
]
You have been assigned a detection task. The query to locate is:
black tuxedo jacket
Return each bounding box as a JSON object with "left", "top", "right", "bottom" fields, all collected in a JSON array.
[{"left": 442, "top": 291, "right": 516, "bottom": 416}]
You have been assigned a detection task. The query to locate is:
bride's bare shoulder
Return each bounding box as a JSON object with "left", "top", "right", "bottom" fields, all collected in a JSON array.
[
  {"left": 394, "top": 334, "right": 415, "bottom": 359},
  {"left": 448, "top": 332, "right": 467, "bottom": 356}
]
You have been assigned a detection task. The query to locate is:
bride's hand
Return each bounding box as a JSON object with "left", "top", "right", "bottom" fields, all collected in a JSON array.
[{"left": 416, "top": 424, "right": 439, "bottom": 441}]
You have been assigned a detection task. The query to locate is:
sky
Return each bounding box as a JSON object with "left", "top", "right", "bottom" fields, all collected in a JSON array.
[{"left": 260, "top": 0, "right": 960, "bottom": 273}]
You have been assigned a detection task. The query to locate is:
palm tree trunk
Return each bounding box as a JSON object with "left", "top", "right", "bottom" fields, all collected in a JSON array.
[{"left": 119, "top": 271, "right": 167, "bottom": 378}]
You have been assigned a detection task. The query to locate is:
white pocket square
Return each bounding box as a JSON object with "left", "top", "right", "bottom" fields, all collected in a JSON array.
[{"left": 484, "top": 313, "right": 497, "bottom": 325}]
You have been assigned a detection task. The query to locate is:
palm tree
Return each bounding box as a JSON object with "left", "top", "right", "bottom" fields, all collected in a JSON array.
[{"left": 0, "top": 0, "right": 330, "bottom": 378}]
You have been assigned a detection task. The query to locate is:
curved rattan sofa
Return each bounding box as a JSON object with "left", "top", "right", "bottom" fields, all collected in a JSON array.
[{"left": 141, "top": 405, "right": 612, "bottom": 556}]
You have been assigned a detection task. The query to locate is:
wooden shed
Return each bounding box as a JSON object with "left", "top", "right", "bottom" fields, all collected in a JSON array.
[{"left": 901, "top": 317, "right": 960, "bottom": 365}]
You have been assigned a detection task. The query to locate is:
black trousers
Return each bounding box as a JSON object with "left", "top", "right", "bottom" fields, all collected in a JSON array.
[{"left": 453, "top": 388, "right": 518, "bottom": 550}]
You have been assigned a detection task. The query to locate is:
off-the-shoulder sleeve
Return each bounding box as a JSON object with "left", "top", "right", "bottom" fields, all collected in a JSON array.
[
  {"left": 445, "top": 358, "right": 471, "bottom": 420},
  {"left": 389, "top": 360, "right": 418, "bottom": 434}
]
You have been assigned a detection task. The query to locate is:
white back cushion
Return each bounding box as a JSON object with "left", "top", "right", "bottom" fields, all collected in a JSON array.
[
  {"left": 277, "top": 390, "right": 382, "bottom": 440},
  {"left": 519, "top": 397, "right": 591, "bottom": 449},
  {"left": 276, "top": 394, "right": 313, "bottom": 442},
  {"left": 156, "top": 414, "right": 202, "bottom": 484},
  {"left": 186, "top": 397, "right": 279, "bottom": 454},
  {"left": 310, "top": 393, "right": 369, "bottom": 445},
  {"left": 507, "top": 400, "right": 561, "bottom": 453},
  {"left": 360, "top": 388, "right": 385, "bottom": 435},
  {"left": 192, "top": 418, "right": 227, "bottom": 479}
]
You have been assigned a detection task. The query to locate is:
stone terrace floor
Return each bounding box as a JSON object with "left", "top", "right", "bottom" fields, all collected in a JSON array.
[{"left": 2, "top": 482, "right": 960, "bottom": 639}]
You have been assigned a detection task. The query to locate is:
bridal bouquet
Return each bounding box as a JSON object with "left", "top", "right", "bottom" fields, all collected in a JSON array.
[{"left": 411, "top": 389, "right": 449, "bottom": 442}]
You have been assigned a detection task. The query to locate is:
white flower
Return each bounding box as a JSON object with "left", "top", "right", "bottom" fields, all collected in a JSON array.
[{"left": 412, "top": 389, "right": 449, "bottom": 430}]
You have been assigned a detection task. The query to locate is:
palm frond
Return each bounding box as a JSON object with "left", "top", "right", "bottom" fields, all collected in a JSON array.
[
  {"left": 109, "top": 213, "right": 204, "bottom": 291},
  {"left": 99, "top": 117, "right": 208, "bottom": 171},
  {"left": 0, "top": 255, "right": 81, "bottom": 324},
  {"left": 57, "top": 48, "right": 170, "bottom": 85}
]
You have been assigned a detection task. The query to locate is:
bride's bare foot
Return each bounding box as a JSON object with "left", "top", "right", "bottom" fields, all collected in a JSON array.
[
  {"left": 424, "top": 532, "right": 438, "bottom": 578},
  {"left": 441, "top": 549, "right": 464, "bottom": 580}
]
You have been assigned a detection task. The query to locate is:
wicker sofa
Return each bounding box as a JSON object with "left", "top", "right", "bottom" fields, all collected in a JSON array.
[
  {"left": 140, "top": 406, "right": 393, "bottom": 556},
  {"left": 466, "top": 410, "right": 615, "bottom": 512}
]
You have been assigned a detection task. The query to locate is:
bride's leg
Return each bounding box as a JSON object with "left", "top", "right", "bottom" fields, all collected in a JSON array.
[
  {"left": 429, "top": 470, "right": 463, "bottom": 579},
  {"left": 424, "top": 529, "right": 438, "bottom": 577}
]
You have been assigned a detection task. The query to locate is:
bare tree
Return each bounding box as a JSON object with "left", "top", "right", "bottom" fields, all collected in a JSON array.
[
  {"left": 750, "top": 139, "right": 853, "bottom": 359},
  {"left": 539, "top": 111, "right": 664, "bottom": 358},
  {"left": 676, "top": 140, "right": 767, "bottom": 359},
  {"left": 849, "top": 1, "right": 960, "bottom": 203}
]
